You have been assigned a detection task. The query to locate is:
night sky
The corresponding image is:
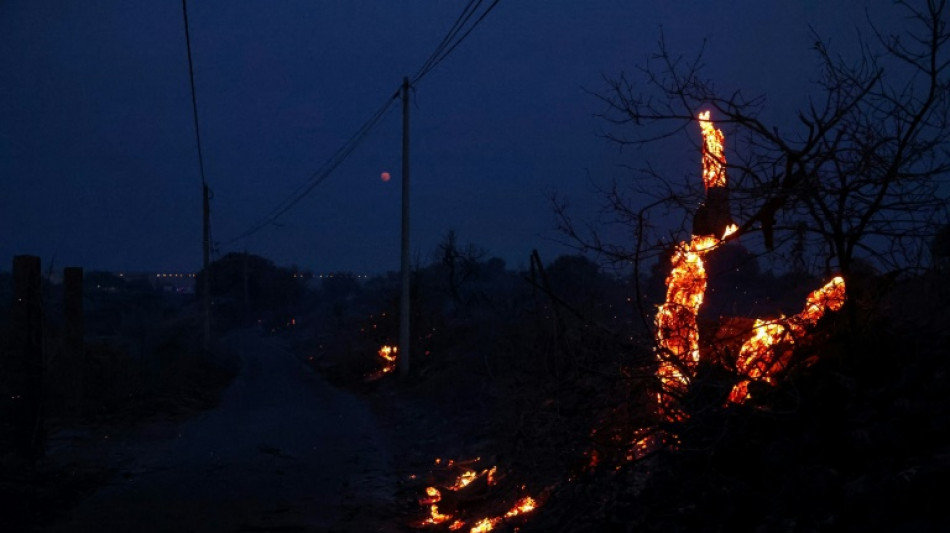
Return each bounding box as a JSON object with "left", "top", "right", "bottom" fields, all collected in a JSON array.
[{"left": 1, "top": 1, "right": 903, "bottom": 275}]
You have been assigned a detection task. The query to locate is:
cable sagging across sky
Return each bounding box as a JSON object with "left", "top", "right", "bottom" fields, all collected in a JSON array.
[
  {"left": 223, "top": 0, "right": 502, "bottom": 245},
  {"left": 224, "top": 90, "right": 400, "bottom": 244},
  {"left": 412, "top": 0, "right": 501, "bottom": 85}
]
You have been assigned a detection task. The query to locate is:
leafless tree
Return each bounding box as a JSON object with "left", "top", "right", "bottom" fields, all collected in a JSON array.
[{"left": 575, "top": 0, "right": 950, "bottom": 292}]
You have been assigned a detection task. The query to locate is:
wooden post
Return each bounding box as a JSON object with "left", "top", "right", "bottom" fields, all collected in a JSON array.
[
  {"left": 10, "top": 255, "right": 44, "bottom": 463},
  {"left": 64, "top": 267, "right": 84, "bottom": 420},
  {"left": 398, "top": 76, "right": 411, "bottom": 378}
]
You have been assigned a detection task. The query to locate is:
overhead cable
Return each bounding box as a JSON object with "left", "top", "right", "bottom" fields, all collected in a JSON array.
[
  {"left": 224, "top": 0, "right": 501, "bottom": 244},
  {"left": 181, "top": 0, "right": 208, "bottom": 186},
  {"left": 224, "top": 90, "right": 399, "bottom": 244},
  {"left": 413, "top": 0, "right": 501, "bottom": 85}
]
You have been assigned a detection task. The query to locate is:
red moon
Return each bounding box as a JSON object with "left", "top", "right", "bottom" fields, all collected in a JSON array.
[{"left": 380, "top": 171, "right": 391, "bottom": 182}]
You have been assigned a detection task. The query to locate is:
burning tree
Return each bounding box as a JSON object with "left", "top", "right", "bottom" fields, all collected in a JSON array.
[
  {"left": 579, "top": 0, "right": 950, "bottom": 293},
  {"left": 652, "top": 112, "right": 846, "bottom": 423}
]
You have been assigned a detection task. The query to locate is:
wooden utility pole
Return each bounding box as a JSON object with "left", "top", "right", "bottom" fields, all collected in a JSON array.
[
  {"left": 398, "top": 76, "right": 411, "bottom": 378},
  {"left": 64, "top": 267, "right": 84, "bottom": 420},
  {"left": 202, "top": 183, "right": 211, "bottom": 350},
  {"left": 10, "top": 255, "right": 44, "bottom": 463}
]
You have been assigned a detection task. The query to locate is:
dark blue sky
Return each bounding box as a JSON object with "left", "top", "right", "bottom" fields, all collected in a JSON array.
[{"left": 1, "top": 1, "right": 901, "bottom": 274}]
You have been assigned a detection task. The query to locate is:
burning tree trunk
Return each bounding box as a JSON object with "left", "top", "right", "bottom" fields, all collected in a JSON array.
[
  {"left": 654, "top": 111, "right": 736, "bottom": 421},
  {"left": 652, "top": 111, "right": 846, "bottom": 425}
]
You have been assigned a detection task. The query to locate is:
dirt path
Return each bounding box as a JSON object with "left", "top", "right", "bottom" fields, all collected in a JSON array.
[{"left": 44, "top": 330, "right": 398, "bottom": 532}]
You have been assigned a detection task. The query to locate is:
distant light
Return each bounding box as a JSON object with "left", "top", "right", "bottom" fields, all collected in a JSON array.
[{"left": 380, "top": 171, "right": 391, "bottom": 182}]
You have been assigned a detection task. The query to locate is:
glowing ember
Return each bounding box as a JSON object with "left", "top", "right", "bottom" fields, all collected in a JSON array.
[
  {"left": 470, "top": 517, "right": 501, "bottom": 532},
  {"left": 419, "top": 486, "right": 441, "bottom": 504},
  {"left": 452, "top": 470, "right": 478, "bottom": 490},
  {"left": 413, "top": 460, "right": 537, "bottom": 532},
  {"left": 423, "top": 504, "right": 452, "bottom": 526},
  {"left": 728, "top": 276, "right": 846, "bottom": 403},
  {"left": 485, "top": 466, "right": 498, "bottom": 486},
  {"left": 378, "top": 344, "right": 397, "bottom": 374},
  {"left": 797, "top": 275, "right": 847, "bottom": 325},
  {"left": 504, "top": 496, "right": 537, "bottom": 517},
  {"left": 699, "top": 109, "right": 726, "bottom": 189},
  {"left": 415, "top": 487, "right": 453, "bottom": 526}
]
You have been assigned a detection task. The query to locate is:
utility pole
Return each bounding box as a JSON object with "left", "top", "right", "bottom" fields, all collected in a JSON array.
[
  {"left": 64, "top": 267, "right": 84, "bottom": 420},
  {"left": 183, "top": 0, "right": 211, "bottom": 351},
  {"left": 202, "top": 183, "right": 211, "bottom": 350},
  {"left": 398, "top": 76, "right": 411, "bottom": 378}
]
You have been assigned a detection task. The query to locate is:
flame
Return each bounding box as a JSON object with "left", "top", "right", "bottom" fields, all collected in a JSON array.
[
  {"left": 378, "top": 345, "right": 397, "bottom": 374},
  {"left": 419, "top": 486, "right": 441, "bottom": 505},
  {"left": 485, "top": 466, "right": 498, "bottom": 486},
  {"left": 722, "top": 223, "right": 738, "bottom": 239},
  {"left": 413, "top": 460, "right": 536, "bottom": 532},
  {"left": 504, "top": 496, "right": 537, "bottom": 517},
  {"left": 470, "top": 517, "right": 501, "bottom": 532},
  {"left": 728, "top": 276, "right": 846, "bottom": 403},
  {"left": 653, "top": 111, "right": 846, "bottom": 419},
  {"left": 424, "top": 504, "right": 452, "bottom": 525},
  {"left": 654, "top": 231, "right": 729, "bottom": 417},
  {"left": 798, "top": 275, "right": 846, "bottom": 324},
  {"left": 451, "top": 470, "right": 478, "bottom": 490},
  {"left": 698, "top": 110, "right": 726, "bottom": 189}
]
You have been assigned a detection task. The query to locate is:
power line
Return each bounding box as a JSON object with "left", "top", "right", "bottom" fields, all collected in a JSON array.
[
  {"left": 223, "top": 90, "right": 399, "bottom": 244},
  {"left": 412, "top": 0, "right": 480, "bottom": 82},
  {"left": 413, "top": 0, "right": 501, "bottom": 85},
  {"left": 222, "top": 0, "right": 501, "bottom": 245},
  {"left": 181, "top": 0, "right": 208, "bottom": 187}
]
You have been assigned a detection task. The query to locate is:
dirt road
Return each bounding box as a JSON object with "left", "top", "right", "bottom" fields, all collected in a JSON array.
[{"left": 45, "top": 330, "right": 397, "bottom": 532}]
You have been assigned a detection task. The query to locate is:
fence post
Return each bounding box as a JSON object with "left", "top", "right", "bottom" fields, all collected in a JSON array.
[{"left": 10, "top": 255, "right": 44, "bottom": 463}]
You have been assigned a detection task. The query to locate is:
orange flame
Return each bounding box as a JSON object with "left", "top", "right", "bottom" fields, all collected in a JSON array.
[
  {"left": 470, "top": 517, "right": 501, "bottom": 532},
  {"left": 378, "top": 345, "right": 397, "bottom": 374},
  {"left": 728, "top": 276, "right": 846, "bottom": 403},
  {"left": 504, "top": 496, "right": 537, "bottom": 517},
  {"left": 419, "top": 486, "right": 441, "bottom": 504},
  {"left": 653, "top": 110, "right": 846, "bottom": 419},
  {"left": 451, "top": 470, "right": 478, "bottom": 490},
  {"left": 424, "top": 504, "right": 452, "bottom": 525},
  {"left": 698, "top": 110, "right": 726, "bottom": 189},
  {"left": 414, "top": 460, "right": 536, "bottom": 532},
  {"left": 654, "top": 229, "right": 733, "bottom": 417}
]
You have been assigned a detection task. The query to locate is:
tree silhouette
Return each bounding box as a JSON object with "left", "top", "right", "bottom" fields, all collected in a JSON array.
[{"left": 588, "top": 0, "right": 949, "bottom": 288}]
